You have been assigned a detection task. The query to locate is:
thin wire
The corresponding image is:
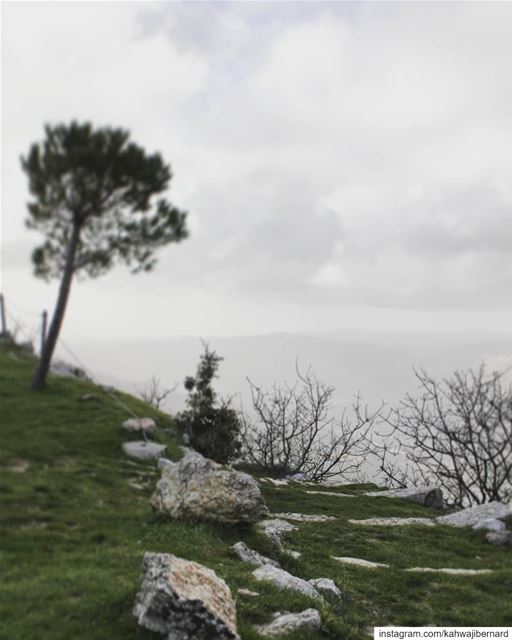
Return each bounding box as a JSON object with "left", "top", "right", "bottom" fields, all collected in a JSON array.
[{"left": 6, "top": 301, "right": 42, "bottom": 318}]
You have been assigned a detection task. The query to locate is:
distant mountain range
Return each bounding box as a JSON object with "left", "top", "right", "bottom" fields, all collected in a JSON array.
[{"left": 69, "top": 331, "right": 512, "bottom": 416}]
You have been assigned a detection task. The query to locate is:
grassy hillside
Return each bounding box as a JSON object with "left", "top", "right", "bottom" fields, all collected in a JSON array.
[{"left": 1, "top": 344, "right": 511, "bottom": 639}]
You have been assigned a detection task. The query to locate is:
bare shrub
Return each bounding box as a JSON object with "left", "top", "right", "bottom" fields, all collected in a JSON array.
[
  {"left": 138, "top": 376, "right": 177, "bottom": 410},
  {"left": 374, "top": 365, "right": 512, "bottom": 507},
  {"left": 240, "top": 366, "right": 379, "bottom": 482}
]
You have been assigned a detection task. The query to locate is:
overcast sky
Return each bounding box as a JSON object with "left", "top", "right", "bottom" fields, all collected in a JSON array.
[{"left": 2, "top": 1, "right": 512, "bottom": 344}]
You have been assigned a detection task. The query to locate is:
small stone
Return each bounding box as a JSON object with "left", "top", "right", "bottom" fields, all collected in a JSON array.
[
  {"left": 232, "top": 542, "right": 280, "bottom": 568},
  {"left": 333, "top": 556, "right": 389, "bottom": 569},
  {"left": 79, "top": 394, "right": 98, "bottom": 401},
  {"left": 133, "top": 552, "right": 239, "bottom": 639},
  {"left": 486, "top": 530, "right": 512, "bottom": 546},
  {"left": 256, "top": 609, "right": 321, "bottom": 637},
  {"left": 252, "top": 565, "right": 323, "bottom": 600},
  {"left": 237, "top": 588, "right": 259, "bottom": 597},
  {"left": 472, "top": 518, "right": 506, "bottom": 532},
  {"left": 273, "top": 512, "right": 337, "bottom": 522},
  {"left": 287, "top": 550, "right": 301, "bottom": 559},
  {"left": 122, "top": 441, "right": 166, "bottom": 461},
  {"left": 305, "top": 490, "right": 355, "bottom": 498},
  {"left": 8, "top": 458, "right": 30, "bottom": 473},
  {"left": 308, "top": 578, "right": 342, "bottom": 602},
  {"left": 258, "top": 519, "right": 297, "bottom": 550},
  {"left": 365, "top": 486, "right": 444, "bottom": 510},
  {"left": 122, "top": 418, "right": 156, "bottom": 435}
]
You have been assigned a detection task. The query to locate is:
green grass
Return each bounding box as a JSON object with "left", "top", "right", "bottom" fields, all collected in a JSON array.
[{"left": 1, "top": 344, "right": 511, "bottom": 639}]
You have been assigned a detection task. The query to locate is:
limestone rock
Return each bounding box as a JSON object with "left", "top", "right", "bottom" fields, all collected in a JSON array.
[
  {"left": 123, "top": 441, "right": 166, "bottom": 461},
  {"left": 348, "top": 517, "right": 435, "bottom": 527},
  {"left": 436, "top": 501, "right": 512, "bottom": 529},
  {"left": 133, "top": 552, "right": 239, "bottom": 640},
  {"left": 472, "top": 518, "right": 506, "bottom": 532},
  {"left": 252, "top": 565, "right": 323, "bottom": 600},
  {"left": 232, "top": 542, "right": 280, "bottom": 568},
  {"left": 305, "top": 490, "right": 355, "bottom": 498},
  {"left": 257, "top": 518, "right": 297, "bottom": 550},
  {"left": 150, "top": 451, "right": 268, "bottom": 524},
  {"left": 405, "top": 567, "right": 492, "bottom": 575},
  {"left": 273, "top": 512, "right": 337, "bottom": 522},
  {"left": 486, "top": 530, "right": 512, "bottom": 546},
  {"left": 237, "top": 588, "right": 259, "bottom": 597},
  {"left": 333, "top": 556, "right": 389, "bottom": 569},
  {"left": 256, "top": 609, "right": 321, "bottom": 637},
  {"left": 308, "top": 578, "right": 342, "bottom": 602},
  {"left": 157, "top": 458, "right": 176, "bottom": 471},
  {"left": 287, "top": 550, "right": 301, "bottom": 559},
  {"left": 365, "top": 486, "right": 444, "bottom": 510},
  {"left": 122, "top": 417, "right": 156, "bottom": 435}
]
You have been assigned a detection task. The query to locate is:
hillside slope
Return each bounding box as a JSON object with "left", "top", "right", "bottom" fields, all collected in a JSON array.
[{"left": 1, "top": 344, "right": 511, "bottom": 639}]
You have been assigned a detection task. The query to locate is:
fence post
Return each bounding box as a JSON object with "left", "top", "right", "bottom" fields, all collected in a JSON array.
[
  {"left": 0, "top": 294, "right": 7, "bottom": 337},
  {"left": 41, "top": 310, "right": 48, "bottom": 355}
]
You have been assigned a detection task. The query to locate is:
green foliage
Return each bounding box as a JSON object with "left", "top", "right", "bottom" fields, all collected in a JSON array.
[
  {"left": 177, "top": 343, "right": 242, "bottom": 464},
  {"left": 22, "top": 121, "right": 188, "bottom": 280}
]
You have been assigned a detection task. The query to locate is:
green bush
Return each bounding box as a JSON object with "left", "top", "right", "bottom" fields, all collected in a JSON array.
[{"left": 177, "top": 343, "right": 241, "bottom": 463}]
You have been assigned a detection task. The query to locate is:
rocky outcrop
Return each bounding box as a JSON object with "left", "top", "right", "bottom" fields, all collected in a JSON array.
[
  {"left": 436, "top": 501, "right": 512, "bottom": 529},
  {"left": 252, "top": 565, "right": 323, "bottom": 600},
  {"left": 308, "top": 578, "right": 342, "bottom": 602},
  {"left": 348, "top": 517, "right": 435, "bottom": 527},
  {"left": 150, "top": 451, "right": 268, "bottom": 524},
  {"left": 123, "top": 441, "right": 166, "bottom": 461},
  {"left": 365, "top": 486, "right": 444, "bottom": 510},
  {"left": 122, "top": 417, "right": 156, "bottom": 435},
  {"left": 256, "top": 609, "right": 321, "bottom": 637},
  {"left": 133, "top": 552, "right": 239, "bottom": 640},
  {"left": 232, "top": 542, "right": 280, "bottom": 568}
]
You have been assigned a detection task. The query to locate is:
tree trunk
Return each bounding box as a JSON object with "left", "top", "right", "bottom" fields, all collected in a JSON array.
[{"left": 31, "top": 224, "right": 81, "bottom": 390}]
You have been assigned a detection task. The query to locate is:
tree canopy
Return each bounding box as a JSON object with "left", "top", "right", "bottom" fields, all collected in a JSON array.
[{"left": 23, "top": 121, "right": 189, "bottom": 389}]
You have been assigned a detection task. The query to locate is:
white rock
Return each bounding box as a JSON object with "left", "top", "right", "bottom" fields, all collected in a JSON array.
[
  {"left": 305, "top": 490, "right": 355, "bottom": 498},
  {"left": 232, "top": 542, "right": 280, "bottom": 568},
  {"left": 436, "top": 501, "right": 512, "bottom": 529},
  {"left": 237, "top": 588, "right": 259, "bottom": 597},
  {"left": 405, "top": 567, "right": 493, "bottom": 575},
  {"left": 150, "top": 451, "right": 268, "bottom": 524},
  {"left": 252, "top": 565, "right": 323, "bottom": 600},
  {"left": 333, "top": 557, "right": 389, "bottom": 569},
  {"left": 122, "top": 417, "right": 156, "bottom": 435},
  {"left": 133, "top": 552, "right": 239, "bottom": 640},
  {"left": 256, "top": 609, "right": 321, "bottom": 637},
  {"left": 122, "top": 441, "right": 166, "bottom": 461},
  {"left": 265, "top": 478, "right": 289, "bottom": 486},
  {"left": 287, "top": 550, "right": 302, "bottom": 559},
  {"left": 157, "top": 457, "right": 175, "bottom": 471},
  {"left": 273, "top": 512, "right": 337, "bottom": 522},
  {"left": 308, "top": 578, "right": 342, "bottom": 602},
  {"left": 365, "top": 486, "right": 444, "bottom": 509},
  {"left": 472, "top": 518, "right": 506, "bottom": 532},
  {"left": 486, "top": 530, "right": 512, "bottom": 546},
  {"left": 258, "top": 519, "right": 297, "bottom": 550},
  {"left": 348, "top": 517, "right": 435, "bottom": 527}
]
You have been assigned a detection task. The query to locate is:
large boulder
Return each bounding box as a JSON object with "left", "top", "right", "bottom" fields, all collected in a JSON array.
[
  {"left": 150, "top": 451, "right": 268, "bottom": 524},
  {"left": 122, "top": 417, "right": 156, "bottom": 436},
  {"left": 365, "top": 486, "right": 444, "bottom": 510},
  {"left": 256, "top": 609, "right": 321, "bottom": 637},
  {"left": 133, "top": 553, "right": 239, "bottom": 640},
  {"left": 436, "top": 501, "right": 512, "bottom": 529}
]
